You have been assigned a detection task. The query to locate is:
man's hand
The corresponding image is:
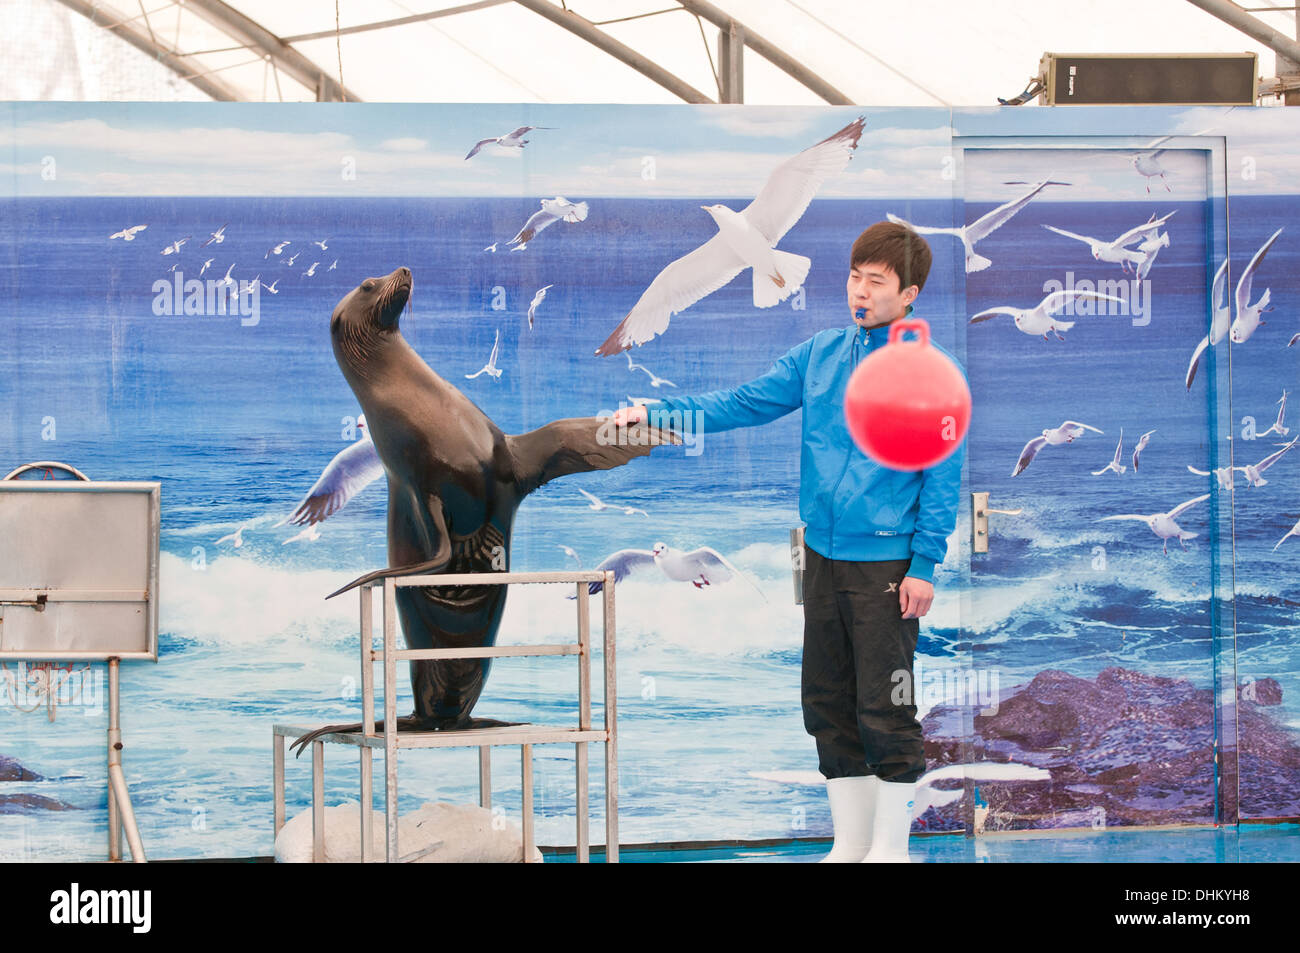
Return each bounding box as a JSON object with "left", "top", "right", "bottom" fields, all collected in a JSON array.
[
  {"left": 611, "top": 404, "right": 648, "bottom": 426},
  {"left": 899, "top": 576, "right": 933, "bottom": 619}
]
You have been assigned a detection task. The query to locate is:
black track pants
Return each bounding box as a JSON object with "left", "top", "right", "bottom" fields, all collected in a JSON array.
[{"left": 801, "top": 546, "right": 924, "bottom": 783}]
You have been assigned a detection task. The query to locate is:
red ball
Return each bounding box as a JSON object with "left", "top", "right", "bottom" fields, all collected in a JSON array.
[{"left": 844, "top": 317, "right": 971, "bottom": 471}]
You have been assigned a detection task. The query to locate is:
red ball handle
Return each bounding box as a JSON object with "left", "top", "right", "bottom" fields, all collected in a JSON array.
[{"left": 888, "top": 316, "right": 930, "bottom": 347}]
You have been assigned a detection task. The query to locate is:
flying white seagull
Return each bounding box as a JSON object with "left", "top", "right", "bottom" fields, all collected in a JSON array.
[
  {"left": 506, "top": 196, "right": 588, "bottom": 252},
  {"left": 1131, "top": 137, "right": 1176, "bottom": 193},
  {"left": 110, "top": 224, "right": 147, "bottom": 241},
  {"left": 1131, "top": 429, "right": 1156, "bottom": 472},
  {"left": 1013, "top": 421, "right": 1104, "bottom": 477},
  {"left": 303, "top": 262, "right": 320, "bottom": 278},
  {"left": 161, "top": 236, "right": 190, "bottom": 256},
  {"left": 596, "top": 116, "right": 865, "bottom": 355},
  {"left": 1042, "top": 210, "right": 1175, "bottom": 272},
  {"left": 1229, "top": 228, "right": 1283, "bottom": 343},
  {"left": 283, "top": 525, "right": 322, "bottom": 545},
  {"left": 1273, "top": 515, "right": 1300, "bottom": 552},
  {"left": 887, "top": 177, "right": 1068, "bottom": 274},
  {"left": 1092, "top": 429, "right": 1126, "bottom": 476},
  {"left": 200, "top": 258, "right": 214, "bottom": 276},
  {"left": 465, "top": 330, "right": 503, "bottom": 380},
  {"left": 200, "top": 223, "right": 228, "bottom": 248},
  {"left": 216, "top": 524, "right": 249, "bottom": 548},
  {"left": 625, "top": 352, "right": 676, "bottom": 388},
  {"left": 584, "top": 542, "right": 766, "bottom": 601},
  {"left": 526, "top": 284, "right": 552, "bottom": 330},
  {"left": 1135, "top": 230, "right": 1170, "bottom": 281},
  {"left": 278, "top": 415, "right": 384, "bottom": 527},
  {"left": 313, "top": 238, "right": 330, "bottom": 251},
  {"left": 1185, "top": 462, "right": 1237, "bottom": 491},
  {"left": 969, "top": 290, "right": 1126, "bottom": 341},
  {"left": 1232, "top": 435, "right": 1299, "bottom": 488},
  {"left": 1185, "top": 259, "right": 1231, "bottom": 390},
  {"left": 1099, "top": 493, "right": 1210, "bottom": 554},
  {"left": 1258, "top": 391, "right": 1289, "bottom": 438},
  {"left": 265, "top": 241, "right": 291, "bottom": 258},
  {"left": 464, "top": 125, "right": 554, "bottom": 160},
  {"left": 576, "top": 487, "right": 648, "bottom": 517},
  {"left": 558, "top": 545, "right": 583, "bottom": 567}
]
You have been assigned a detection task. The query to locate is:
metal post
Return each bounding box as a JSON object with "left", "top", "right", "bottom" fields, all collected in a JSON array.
[
  {"left": 719, "top": 19, "right": 744, "bottom": 103},
  {"left": 273, "top": 733, "right": 285, "bottom": 835},
  {"left": 311, "top": 741, "right": 324, "bottom": 862},
  {"left": 602, "top": 572, "right": 619, "bottom": 863},
  {"left": 478, "top": 748, "right": 492, "bottom": 809},
  {"left": 521, "top": 743, "right": 534, "bottom": 862},
  {"left": 383, "top": 578, "right": 399, "bottom": 863},
  {"left": 107, "top": 658, "right": 121, "bottom": 862},
  {"left": 359, "top": 585, "right": 374, "bottom": 861},
  {"left": 576, "top": 582, "right": 591, "bottom": 862}
]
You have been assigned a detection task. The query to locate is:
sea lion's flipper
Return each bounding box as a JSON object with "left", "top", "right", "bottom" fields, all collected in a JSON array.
[
  {"left": 326, "top": 492, "right": 454, "bottom": 599},
  {"left": 507, "top": 417, "right": 682, "bottom": 497},
  {"left": 289, "top": 716, "right": 526, "bottom": 757}
]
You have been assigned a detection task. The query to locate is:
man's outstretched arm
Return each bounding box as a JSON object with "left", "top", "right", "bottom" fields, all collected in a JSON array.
[{"left": 613, "top": 337, "right": 813, "bottom": 431}]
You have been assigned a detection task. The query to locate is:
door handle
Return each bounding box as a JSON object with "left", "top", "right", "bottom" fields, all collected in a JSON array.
[{"left": 972, "top": 492, "right": 1023, "bottom": 554}]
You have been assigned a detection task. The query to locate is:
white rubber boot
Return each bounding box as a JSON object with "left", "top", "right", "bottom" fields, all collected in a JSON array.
[
  {"left": 819, "top": 775, "right": 880, "bottom": 863},
  {"left": 861, "top": 780, "right": 916, "bottom": 863}
]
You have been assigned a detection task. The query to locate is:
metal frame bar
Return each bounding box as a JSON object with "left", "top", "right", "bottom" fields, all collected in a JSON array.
[{"left": 272, "top": 567, "right": 618, "bottom": 863}]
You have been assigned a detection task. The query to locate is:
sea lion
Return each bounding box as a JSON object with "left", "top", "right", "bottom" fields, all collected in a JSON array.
[{"left": 291, "top": 267, "right": 677, "bottom": 754}]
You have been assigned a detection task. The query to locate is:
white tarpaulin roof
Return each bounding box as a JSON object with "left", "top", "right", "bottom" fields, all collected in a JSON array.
[{"left": 3, "top": 0, "right": 1297, "bottom": 105}]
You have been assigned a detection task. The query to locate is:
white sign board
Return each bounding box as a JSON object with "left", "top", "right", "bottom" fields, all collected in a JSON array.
[{"left": 0, "top": 482, "right": 159, "bottom": 660}]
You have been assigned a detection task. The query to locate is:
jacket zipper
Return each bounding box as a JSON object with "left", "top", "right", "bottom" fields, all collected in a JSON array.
[{"left": 826, "top": 328, "right": 867, "bottom": 556}]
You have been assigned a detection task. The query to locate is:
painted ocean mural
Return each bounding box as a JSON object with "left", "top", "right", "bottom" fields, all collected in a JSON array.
[{"left": 0, "top": 103, "right": 1297, "bottom": 860}]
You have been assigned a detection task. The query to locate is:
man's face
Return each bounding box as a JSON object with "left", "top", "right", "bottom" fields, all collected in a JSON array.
[{"left": 847, "top": 261, "right": 918, "bottom": 330}]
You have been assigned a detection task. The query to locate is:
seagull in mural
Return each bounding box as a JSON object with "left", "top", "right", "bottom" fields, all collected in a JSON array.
[
  {"left": 1234, "top": 435, "right": 1299, "bottom": 488},
  {"left": 1229, "top": 228, "right": 1283, "bottom": 343},
  {"left": 1131, "top": 137, "right": 1176, "bottom": 193},
  {"left": 328, "top": 259, "right": 338, "bottom": 271},
  {"left": 464, "top": 125, "right": 555, "bottom": 160},
  {"left": 465, "top": 330, "right": 503, "bottom": 380},
  {"left": 596, "top": 117, "right": 866, "bottom": 355},
  {"left": 216, "top": 524, "right": 249, "bottom": 548},
  {"left": 1012, "top": 420, "right": 1104, "bottom": 477},
  {"left": 283, "top": 525, "right": 322, "bottom": 545},
  {"left": 1186, "top": 462, "right": 1237, "bottom": 491},
  {"left": 506, "top": 196, "right": 588, "bottom": 252},
  {"left": 625, "top": 352, "right": 676, "bottom": 388},
  {"left": 303, "top": 261, "right": 320, "bottom": 278},
  {"left": 1041, "top": 210, "right": 1176, "bottom": 272},
  {"left": 583, "top": 542, "right": 766, "bottom": 601},
  {"left": 1131, "top": 429, "right": 1156, "bottom": 472},
  {"left": 1092, "top": 429, "right": 1127, "bottom": 476},
  {"left": 558, "top": 544, "right": 583, "bottom": 568},
  {"left": 1135, "top": 230, "right": 1169, "bottom": 281},
  {"left": 161, "top": 236, "right": 191, "bottom": 256},
  {"left": 217, "top": 263, "right": 235, "bottom": 289},
  {"left": 285, "top": 250, "right": 301, "bottom": 267},
  {"left": 1186, "top": 258, "right": 1231, "bottom": 390},
  {"left": 313, "top": 238, "right": 330, "bottom": 251},
  {"left": 1288, "top": 332, "right": 1299, "bottom": 347},
  {"left": 265, "top": 240, "right": 291, "bottom": 259},
  {"left": 1273, "top": 514, "right": 1300, "bottom": 552},
  {"left": 969, "top": 290, "right": 1126, "bottom": 341},
  {"left": 200, "top": 223, "right": 228, "bottom": 248},
  {"left": 110, "top": 224, "right": 147, "bottom": 241},
  {"left": 262, "top": 278, "right": 280, "bottom": 295},
  {"left": 576, "top": 487, "right": 648, "bottom": 517},
  {"left": 887, "top": 177, "right": 1069, "bottom": 274},
  {"left": 200, "top": 258, "right": 214, "bottom": 276},
  {"left": 1099, "top": 493, "right": 1210, "bottom": 554},
  {"left": 278, "top": 415, "right": 384, "bottom": 527},
  {"left": 526, "top": 284, "right": 552, "bottom": 330},
  {"left": 1258, "top": 391, "right": 1289, "bottom": 438}
]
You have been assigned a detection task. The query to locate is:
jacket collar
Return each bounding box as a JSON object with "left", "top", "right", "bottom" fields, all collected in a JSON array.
[{"left": 854, "top": 304, "right": 914, "bottom": 348}]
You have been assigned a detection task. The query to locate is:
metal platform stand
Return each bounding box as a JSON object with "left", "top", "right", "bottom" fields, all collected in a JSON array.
[{"left": 273, "top": 570, "right": 619, "bottom": 863}]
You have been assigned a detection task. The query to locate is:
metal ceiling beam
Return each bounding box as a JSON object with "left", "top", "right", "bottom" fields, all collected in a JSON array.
[
  {"left": 677, "top": 0, "right": 854, "bottom": 105},
  {"left": 180, "top": 0, "right": 360, "bottom": 101},
  {"left": 1184, "top": 0, "right": 1300, "bottom": 66},
  {"left": 513, "top": 0, "right": 715, "bottom": 103},
  {"left": 53, "top": 0, "right": 242, "bottom": 101}
]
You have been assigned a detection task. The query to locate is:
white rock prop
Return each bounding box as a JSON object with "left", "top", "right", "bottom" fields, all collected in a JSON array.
[{"left": 274, "top": 801, "right": 543, "bottom": 863}]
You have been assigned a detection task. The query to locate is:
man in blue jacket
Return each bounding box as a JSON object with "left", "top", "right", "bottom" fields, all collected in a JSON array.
[{"left": 613, "top": 221, "right": 966, "bottom": 863}]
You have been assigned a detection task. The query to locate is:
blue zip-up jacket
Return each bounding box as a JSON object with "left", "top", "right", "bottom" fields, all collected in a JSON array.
[{"left": 645, "top": 316, "right": 967, "bottom": 583}]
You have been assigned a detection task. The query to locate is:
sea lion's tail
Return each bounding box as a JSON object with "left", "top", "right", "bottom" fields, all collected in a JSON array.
[
  {"left": 325, "top": 554, "right": 456, "bottom": 600},
  {"left": 507, "top": 416, "right": 682, "bottom": 497}
]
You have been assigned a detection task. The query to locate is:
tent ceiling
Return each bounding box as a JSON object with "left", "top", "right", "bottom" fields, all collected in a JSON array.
[{"left": 7, "top": 0, "right": 1299, "bottom": 106}]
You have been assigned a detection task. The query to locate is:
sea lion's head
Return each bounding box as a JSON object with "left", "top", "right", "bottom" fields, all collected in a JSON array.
[
  {"left": 331, "top": 267, "right": 413, "bottom": 371},
  {"left": 332, "top": 266, "right": 412, "bottom": 336}
]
